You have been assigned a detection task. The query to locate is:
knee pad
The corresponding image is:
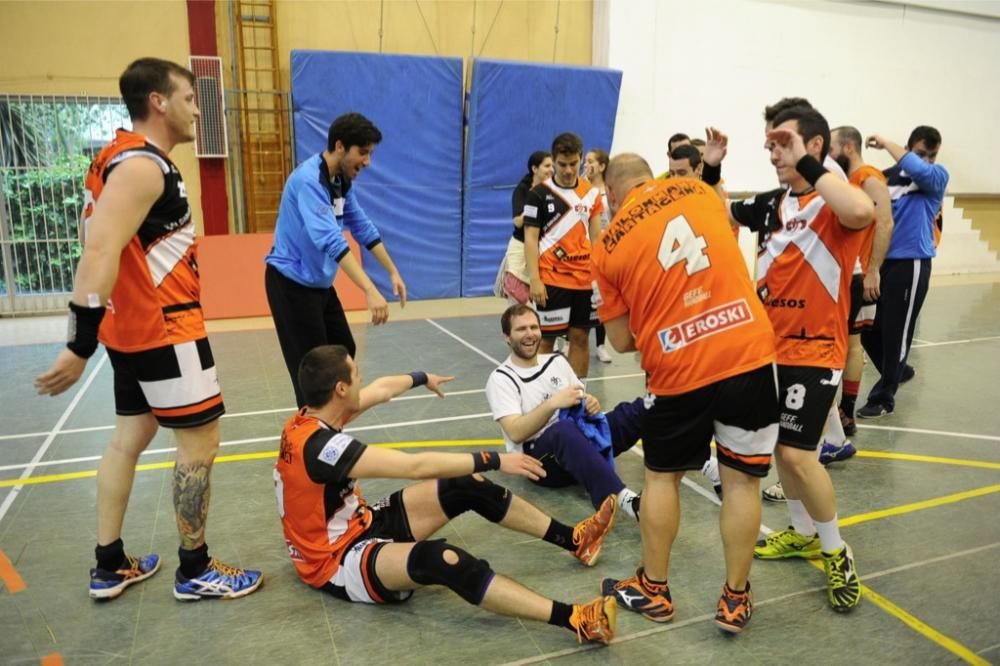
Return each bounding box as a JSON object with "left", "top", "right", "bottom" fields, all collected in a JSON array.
[
  {"left": 406, "top": 539, "right": 494, "bottom": 605},
  {"left": 437, "top": 475, "right": 512, "bottom": 523}
]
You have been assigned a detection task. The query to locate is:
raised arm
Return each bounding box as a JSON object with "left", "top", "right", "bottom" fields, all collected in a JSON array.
[
  {"left": 355, "top": 372, "right": 454, "bottom": 415},
  {"left": 768, "top": 128, "right": 873, "bottom": 230},
  {"left": 348, "top": 445, "right": 545, "bottom": 481}
]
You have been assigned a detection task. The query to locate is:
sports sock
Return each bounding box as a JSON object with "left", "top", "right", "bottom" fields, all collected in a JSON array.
[
  {"left": 787, "top": 499, "right": 816, "bottom": 536},
  {"left": 549, "top": 601, "right": 574, "bottom": 630},
  {"left": 95, "top": 538, "right": 126, "bottom": 572},
  {"left": 824, "top": 406, "right": 846, "bottom": 447},
  {"left": 640, "top": 568, "right": 668, "bottom": 593},
  {"left": 178, "top": 543, "right": 211, "bottom": 579},
  {"left": 841, "top": 380, "right": 860, "bottom": 417},
  {"left": 543, "top": 520, "right": 576, "bottom": 552},
  {"left": 815, "top": 516, "right": 845, "bottom": 553}
]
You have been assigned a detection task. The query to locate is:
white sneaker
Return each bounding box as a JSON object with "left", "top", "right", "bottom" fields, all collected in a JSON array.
[
  {"left": 762, "top": 482, "right": 786, "bottom": 502},
  {"left": 618, "top": 489, "right": 640, "bottom": 521},
  {"left": 553, "top": 336, "right": 568, "bottom": 353},
  {"left": 595, "top": 344, "right": 612, "bottom": 363},
  {"left": 701, "top": 457, "right": 723, "bottom": 499}
]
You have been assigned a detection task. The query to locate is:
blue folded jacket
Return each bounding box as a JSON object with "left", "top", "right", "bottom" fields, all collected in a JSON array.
[{"left": 558, "top": 398, "right": 613, "bottom": 467}]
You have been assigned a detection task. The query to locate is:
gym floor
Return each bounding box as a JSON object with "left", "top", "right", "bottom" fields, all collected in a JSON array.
[{"left": 1, "top": 275, "right": 998, "bottom": 665}]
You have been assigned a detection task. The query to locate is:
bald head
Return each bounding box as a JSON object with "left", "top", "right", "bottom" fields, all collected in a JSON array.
[{"left": 604, "top": 153, "right": 653, "bottom": 215}]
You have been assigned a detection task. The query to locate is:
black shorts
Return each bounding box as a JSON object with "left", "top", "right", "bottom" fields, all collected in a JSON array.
[
  {"left": 321, "top": 490, "right": 415, "bottom": 605},
  {"left": 106, "top": 338, "right": 225, "bottom": 428},
  {"left": 641, "top": 363, "right": 779, "bottom": 477},
  {"left": 848, "top": 273, "right": 876, "bottom": 333},
  {"left": 777, "top": 365, "right": 841, "bottom": 450},
  {"left": 536, "top": 284, "right": 597, "bottom": 336}
]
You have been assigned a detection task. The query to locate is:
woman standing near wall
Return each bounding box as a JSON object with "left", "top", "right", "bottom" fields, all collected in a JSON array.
[
  {"left": 495, "top": 150, "right": 553, "bottom": 304},
  {"left": 583, "top": 148, "right": 612, "bottom": 363}
]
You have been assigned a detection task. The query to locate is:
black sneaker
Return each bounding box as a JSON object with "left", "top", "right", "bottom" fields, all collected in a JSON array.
[
  {"left": 856, "top": 403, "right": 891, "bottom": 419},
  {"left": 899, "top": 364, "right": 916, "bottom": 384}
]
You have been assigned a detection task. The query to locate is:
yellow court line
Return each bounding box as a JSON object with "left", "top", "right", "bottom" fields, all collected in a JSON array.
[
  {"left": 805, "top": 558, "right": 989, "bottom": 665},
  {"left": 856, "top": 450, "right": 1000, "bottom": 471},
  {"left": 840, "top": 484, "right": 1000, "bottom": 528},
  {"left": 0, "top": 440, "right": 507, "bottom": 488}
]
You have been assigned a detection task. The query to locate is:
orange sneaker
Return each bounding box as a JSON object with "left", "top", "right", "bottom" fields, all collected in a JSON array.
[
  {"left": 572, "top": 494, "right": 617, "bottom": 566},
  {"left": 715, "top": 581, "right": 752, "bottom": 633},
  {"left": 601, "top": 568, "right": 675, "bottom": 622},
  {"left": 569, "top": 595, "right": 617, "bottom": 644}
]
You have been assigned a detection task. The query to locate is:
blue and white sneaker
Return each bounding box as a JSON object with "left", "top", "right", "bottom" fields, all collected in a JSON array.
[
  {"left": 89, "top": 553, "right": 161, "bottom": 600},
  {"left": 174, "top": 559, "right": 263, "bottom": 601},
  {"left": 820, "top": 440, "right": 857, "bottom": 465}
]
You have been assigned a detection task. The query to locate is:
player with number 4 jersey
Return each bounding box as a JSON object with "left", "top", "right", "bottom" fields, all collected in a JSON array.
[
  {"left": 592, "top": 139, "right": 778, "bottom": 635},
  {"left": 591, "top": 176, "right": 775, "bottom": 396}
]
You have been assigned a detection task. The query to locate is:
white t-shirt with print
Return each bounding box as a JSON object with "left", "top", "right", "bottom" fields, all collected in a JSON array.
[{"left": 485, "top": 353, "right": 580, "bottom": 452}]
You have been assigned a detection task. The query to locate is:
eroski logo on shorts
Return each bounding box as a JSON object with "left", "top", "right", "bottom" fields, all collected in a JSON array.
[{"left": 658, "top": 299, "right": 753, "bottom": 353}]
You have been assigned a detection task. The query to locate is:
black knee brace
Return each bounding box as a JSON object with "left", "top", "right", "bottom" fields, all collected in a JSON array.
[
  {"left": 406, "top": 539, "right": 495, "bottom": 605},
  {"left": 437, "top": 475, "right": 512, "bottom": 522}
]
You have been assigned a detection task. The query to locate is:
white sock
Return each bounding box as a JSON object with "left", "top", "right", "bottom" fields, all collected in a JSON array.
[
  {"left": 617, "top": 488, "right": 639, "bottom": 520},
  {"left": 814, "top": 515, "right": 844, "bottom": 553},
  {"left": 787, "top": 499, "right": 816, "bottom": 536},
  {"left": 823, "top": 404, "right": 846, "bottom": 447}
]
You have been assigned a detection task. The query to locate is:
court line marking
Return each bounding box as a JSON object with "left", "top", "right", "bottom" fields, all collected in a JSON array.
[
  {"left": 910, "top": 334, "right": 1000, "bottom": 349},
  {"left": 802, "top": 556, "right": 990, "bottom": 666},
  {"left": 0, "top": 439, "right": 506, "bottom": 487},
  {"left": 0, "top": 354, "right": 107, "bottom": 526},
  {"left": 500, "top": 542, "right": 999, "bottom": 665},
  {"left": 0, "top": 548, "right": 27, "bottom": 593},
  {"left": 2, "top": 433, "right": 997, "bottom": 483},
  {"left": 854, "top": 450, "right": 1000, "bottom": 470},
  {"left": 855, "top": 424, "right": 1000, "bottom": 443},
  {"left": 0, "top": 414, "right": 497, "bottom": 477},
  {"left": 839, "top": 484, "right": 1000, "bottom": 527},
  {"left": 425, "top": 317, "right": 503, "bottom": 365},
  {"left": 0, "top": 373, "right": 646, "bottom": 444}
]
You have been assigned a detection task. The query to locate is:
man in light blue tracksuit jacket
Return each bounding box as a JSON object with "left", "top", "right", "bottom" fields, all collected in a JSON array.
[
  {"left": 858, "top": 126, "right": 948, "bottom": 418},
  {"left": 265, "top": 112, "right": 407, "bottom": 407}
]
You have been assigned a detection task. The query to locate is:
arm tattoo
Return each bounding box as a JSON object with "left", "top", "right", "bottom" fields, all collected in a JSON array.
[{"left": 173, "top": 461, "right": 212, "bottom": 550}]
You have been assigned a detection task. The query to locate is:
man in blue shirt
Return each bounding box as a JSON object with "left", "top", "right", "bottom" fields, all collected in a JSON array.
[
  {"left": 858, "top": 126, "right": 948, "bottom": 418},
  {"left": 265, "top": 112, "right": 407, "bottom": 407}
]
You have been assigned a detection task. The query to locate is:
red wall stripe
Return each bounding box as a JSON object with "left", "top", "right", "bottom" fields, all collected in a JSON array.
[{"left": 186, "top": 0, "right": 230, "bottom": 236}]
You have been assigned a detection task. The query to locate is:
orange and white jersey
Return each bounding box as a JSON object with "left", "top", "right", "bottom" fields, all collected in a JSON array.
[
  {"left": 592, "top": 178, "right": 775, "bottom": 396},
  {"left": 849, "top": 164, "right": 887, "bottom": 275},
  {"left": 522, "top": 178, "right": 603, "bottom": 289},
  {"left": 756, "top": 190, "right": 864, "bottom": 368},
  {"left": 274, "top": 411, "right": 372, "bottom": 588},
  {"left": 84, "top": 129, "right": 205, "bottom": 352}
]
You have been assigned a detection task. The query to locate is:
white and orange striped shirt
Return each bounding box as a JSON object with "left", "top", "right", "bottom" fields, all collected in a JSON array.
[{"left": 756, "top": 190, "right": 864, "bottom": 368}]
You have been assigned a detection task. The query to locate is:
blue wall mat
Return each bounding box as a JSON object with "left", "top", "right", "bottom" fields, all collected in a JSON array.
[
  {"left": 462, "top": 59, "right": 623, "bottom": 297},
  {"left": 290, "top": 50, "right": 464, "bottom": 299}
]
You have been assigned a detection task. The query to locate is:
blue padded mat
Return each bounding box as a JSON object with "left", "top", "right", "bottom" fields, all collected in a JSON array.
[
  {"left": 290, "top": 50, "right": 464, "bottom": 299},
  {"left": 461, "top": 59, "right": 622, "bottom": 296}
]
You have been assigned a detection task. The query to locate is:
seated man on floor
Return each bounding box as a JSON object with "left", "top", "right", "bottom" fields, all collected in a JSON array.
[
  {"left": 485, "top": 304, "right": 645, "bottom": 521},
  {"left": 274, "top": 345, "right": 617, "bottom": 645}
]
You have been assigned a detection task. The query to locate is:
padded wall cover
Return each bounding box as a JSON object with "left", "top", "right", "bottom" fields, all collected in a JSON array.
[{"left": 291, "top": 50, "right": 464, "bottom": 299}]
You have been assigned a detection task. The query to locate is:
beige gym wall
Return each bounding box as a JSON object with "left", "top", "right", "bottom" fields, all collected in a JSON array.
[
  {"left": 272, "top": 0, "right": 592, "bottom": 87},
  {"left": 0, "top": 0, "right": 205, "bottom": 234}
]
